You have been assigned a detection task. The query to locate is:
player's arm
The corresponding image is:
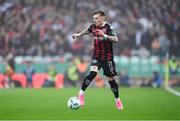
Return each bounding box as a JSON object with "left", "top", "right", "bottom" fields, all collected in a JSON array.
[
  {"left": 72, "top": 27, "right": 90, "bottom": 39},
  {"left": 96, "top": 27, "right": 118, "bottom": 43},
  {"left": 104, "top": 34, "right": 118, "bottom": 43}
]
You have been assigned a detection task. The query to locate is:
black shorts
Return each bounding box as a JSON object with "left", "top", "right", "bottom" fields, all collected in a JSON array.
[{"left": 91, "top": 56, "right": 117, "bottom": 77}]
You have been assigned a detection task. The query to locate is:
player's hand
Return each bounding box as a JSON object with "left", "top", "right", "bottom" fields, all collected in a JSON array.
[
  {"left": 96, "top": 29, "right": 104, "bottom": 36},
  {"left": 96, "top": 29, "right": 105, "bottom": 37},
  {"left": 72, "top": 33, "right": 81, "bottom": 39}
]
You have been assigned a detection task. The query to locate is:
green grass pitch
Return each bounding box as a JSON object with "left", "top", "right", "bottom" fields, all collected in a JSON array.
[{"left": 0, "top": 87, "right": 180, "bottom": 120}]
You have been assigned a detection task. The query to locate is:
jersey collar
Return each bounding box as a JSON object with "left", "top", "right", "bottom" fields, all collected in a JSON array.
[
  {"left": 96, "top": 21, "right": 107, "bottom": 28},
  {"left": 102, "top": 21, "right": 107, "bottom": 27}
]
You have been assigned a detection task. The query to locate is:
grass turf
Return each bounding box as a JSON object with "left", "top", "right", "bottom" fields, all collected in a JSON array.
[{"left": 0, "top": 87, "right": 180, "bottom": 120}]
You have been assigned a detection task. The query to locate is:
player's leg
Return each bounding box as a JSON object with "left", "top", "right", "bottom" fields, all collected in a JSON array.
[
  {"left": 79, "top": 56, "right": 101, "bottom": 106},
  {"left": 108, "top": 76, "right": 123, "bottom": 110},
  {"left": 108, "top": 76, "right": 119, "bottom": 99},
  {"left": 78, "top": 58, "right": 100, "bottom": 106},
  {"left": 78, "top": 67, "right": 97, "bottom": 106},
  {"left": 102, "top": 60, "right": 123, "bottom": 110},
  {"left": 81, "top": 68, "right": 98, "bottom": 91}
]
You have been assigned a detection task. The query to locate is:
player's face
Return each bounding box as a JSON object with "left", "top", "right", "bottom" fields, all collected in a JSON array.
[{"left": 93, "top": 14, "right": 105, "bottom": 27}]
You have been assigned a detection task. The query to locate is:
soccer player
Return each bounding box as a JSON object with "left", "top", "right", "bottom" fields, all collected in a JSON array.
[{"left": 73, "top": 10, "right": 123, "bottom": 110}]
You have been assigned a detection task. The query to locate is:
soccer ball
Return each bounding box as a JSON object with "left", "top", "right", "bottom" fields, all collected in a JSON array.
[{"left": 67, "top": 97, "right": 80, "bottom": 109}]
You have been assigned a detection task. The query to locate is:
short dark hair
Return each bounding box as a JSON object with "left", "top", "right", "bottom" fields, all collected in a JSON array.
[{"left": 93, "top": 10, "right": 105, "bottom": 16}]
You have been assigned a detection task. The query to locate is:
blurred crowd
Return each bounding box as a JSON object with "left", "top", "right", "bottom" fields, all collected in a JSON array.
[{"left": 0, "top": 0, "right": 179, "bottom": 58}]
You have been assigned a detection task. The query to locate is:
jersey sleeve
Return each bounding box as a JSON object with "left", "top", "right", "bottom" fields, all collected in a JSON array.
[
  {"left": 109, "top": 25, "right": 117, "bottom": 36},
  {"left": 88, "top": 24, "right": 94, "bottom": 33}
]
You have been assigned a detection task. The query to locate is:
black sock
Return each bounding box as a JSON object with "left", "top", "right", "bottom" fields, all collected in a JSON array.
[
  {"left": 81, "top": 71, "right": 97, "bottom": 91},
  {"left": 108, "top": 80, "right": 119, "bottom": 98}
]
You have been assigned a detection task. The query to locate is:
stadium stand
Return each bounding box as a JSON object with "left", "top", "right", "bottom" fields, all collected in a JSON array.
[{"left": 0, "top": 0, "right": 179, "bottom": 88}]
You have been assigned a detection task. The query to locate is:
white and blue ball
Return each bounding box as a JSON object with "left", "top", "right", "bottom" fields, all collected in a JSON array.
[{"left": 67, "top": 97, "right": 80, "bottom": 109}]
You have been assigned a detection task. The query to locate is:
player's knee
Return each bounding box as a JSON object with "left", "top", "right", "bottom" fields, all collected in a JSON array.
[
  {"left": 114, "top": 75, "right": 120, "bottom": 82},
  {"left": 90, "top": 66, "right": 98, "bottom": 72},
  {"left": 108, "top": 77, "right": 114, "bottom": 81},
  {"left": 108, "top": 76, "right": 119, "bottom": 85},
  {"left": 108, "top": 75, "right": 119, "bottom": 80},
  {"left": 86, "top": 71, "right": 97, "bottom": 80}
]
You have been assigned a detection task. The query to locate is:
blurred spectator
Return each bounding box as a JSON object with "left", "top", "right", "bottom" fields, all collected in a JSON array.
[
  {"left": 131, "top": 45, "right": 150, "bottom": 58},
  {"left": 77, "top": 57, "right": 88, "bottom": 80},
  {"left": 169, "top": 37, "right": 180, "bottom": 57},
  {"left": 65, "top": 58, "right": 80, "bottom": 87},
  {"left": 44, "top": 65, "right": 57, "bottom": 87},
  {"left": 151, "top": 35, "right": 161, "bottom": 56},
  {"left": 4, "top": 52, "right": 15, "bottom": 88},
  {"left": 140, "top": 78, "right": 152, "bottom": 87},
  {"left": 159, "top": 28, "right": 170, "bottom": 58},
  {"left": 152, "top": 71, "right": 162, "bottom": 88},
  {"left": 168, "top": 55, "right": 179, "bottom": 87},
  {"left": 121, "top": 47, "right": 131, "bottom": 57},
  {"left": 0, "top": 0, "right": 179, "bottom": 57},
  {"left": 119, "top": 70, "right": 130, "bottom": 86},
  {"left": 23, "top": 61, "right": 35, "bottom": 88},
  {"left": 168, "top": 55, "right": 179, "bottom": 75}
]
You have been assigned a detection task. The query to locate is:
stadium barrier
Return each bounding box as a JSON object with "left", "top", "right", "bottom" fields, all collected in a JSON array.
[
  {"left": 0, "top": 73, "right": 64, "bottom": 89},
  {"left": 11, "top": 73, "right": 27, "bottom": 88},
  {"left": 0, "top": 74, "right": 5, "bottom": 88}
]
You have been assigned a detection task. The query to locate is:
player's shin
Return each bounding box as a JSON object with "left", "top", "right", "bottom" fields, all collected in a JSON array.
[
  {"left": 108, "top": 76, "right": 123, "bottom": 110},
  {"left": 79, "top": 71, "right": 97, "bottom": 106},
  {"left": 81, "top": 71, "right": 97, "bottom": 91},
  {"left": 108, "top": 78, "right": 119, "bottom": 98}
]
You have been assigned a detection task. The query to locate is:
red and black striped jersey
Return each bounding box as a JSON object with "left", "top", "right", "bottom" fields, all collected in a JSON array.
[{"left": 88, "top": 22, "right": 117, "bottom": 60}]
